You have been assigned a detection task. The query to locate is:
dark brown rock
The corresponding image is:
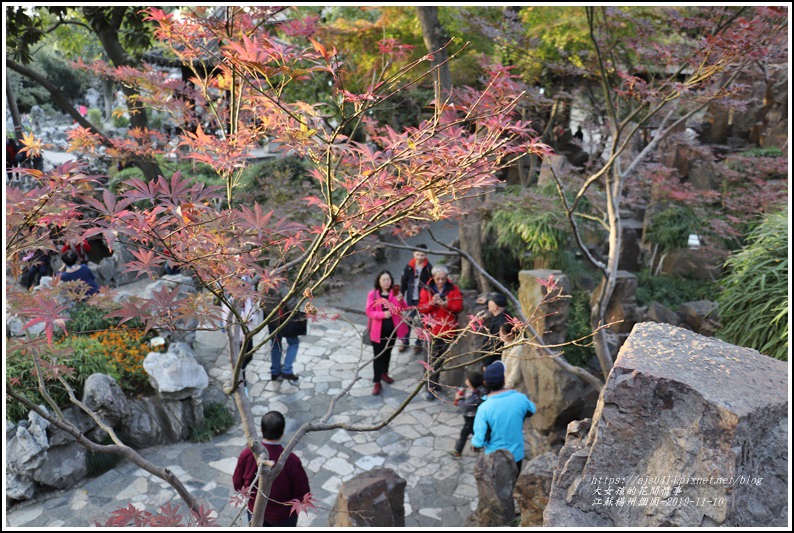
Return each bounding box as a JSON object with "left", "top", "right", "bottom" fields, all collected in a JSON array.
[
  {"left": 469, "top": 449, "right": 518, "bottom": 526},
  {"left": 328, "top": 468, "right": 406, "bottom": 527},
  {"left": 514, "top": 451, "right": 558, "bottom": 526},
  {"left": 544, "top": 323, "right": 788, "bottom": 527},
  {"left": 644, "top": 301, "right": 681, "bottom": 327}
]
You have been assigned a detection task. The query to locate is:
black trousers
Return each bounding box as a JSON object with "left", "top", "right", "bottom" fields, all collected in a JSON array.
[
  {"left": 455, "top": 416, "right": 475, "bottom": 454},
  {"left": 372, "top": 334, "right": 395, "bottom": 383},
  {"left": 427, "top": 337, "right": 452, "bottom": 391}
]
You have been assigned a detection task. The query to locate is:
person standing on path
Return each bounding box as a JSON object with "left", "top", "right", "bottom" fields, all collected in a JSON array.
[
  {"left": 220, "top": 275, "right": 263, "bottom": 394},
  {"left": 450, "top": 371, "right": 488, "bottom": 457},
  {"left": 418, "top": 265, "right": 463, "bottom": 401},
  {"left": 476, "top": 292, "right": 511, "bottom": 371},
  {"left": 233, "top": 411, "right": 311, "bottom": 527},
  {"left": 268, "top": 285, "right": 304, "bottom": 383},
  {"left": 365, "top": 270, "right": 408, "bottom": 395},
  {"left": 471, "top": 361, "right": 536, "bottom": 474},
  {"left": 398, "top": 244, "right": 433, "bottom": 354}
]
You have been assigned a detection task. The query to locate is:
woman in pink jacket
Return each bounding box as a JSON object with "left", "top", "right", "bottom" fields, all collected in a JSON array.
[{"left": 366, "top": 270, "right": 409, "bottom": 395}]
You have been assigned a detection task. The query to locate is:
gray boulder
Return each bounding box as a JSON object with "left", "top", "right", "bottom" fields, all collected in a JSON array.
[
  {"left": 82, "top": 373, "right": 128, "bottom": 427},
  {"left": 143, "top": 342, "right": 209, "bottom": 400},
  {"left": 544, "top": 322, "right": 789, "bottom": 527},
  {"left": 469, "top": 449, "right": 518, "bottom": 526},
  {"left": 6, "top": 411, "right": 51, "bottom": 502},
  {"left": 678, "top": 300, "right": 719, "bottom": 337},
  {"left": 121, "top": 395, "right": 203, "bottom": 448},
  {"left": 47, "top": 406, "right": 98, "bottom": 447},
  {"left": 329, "top": 468, "right": 406, "bottom": 527},
  {"left": 121, "top": 397, "right": 167, "bottom": 448},
  {"left": 645, "top": 301, "right": 681, "bottom": 327},
  {"left": 6, "top": 471, "right": 36, "bottom": 502},
  {"left": 7, "top": 411, "right": 50, "bottom": 475},
  {"left": 514, "top": 451, "right": 558, "bottom": 527},
  {"left": 32, "top": 442, "right": 87, "bottom": 489}
]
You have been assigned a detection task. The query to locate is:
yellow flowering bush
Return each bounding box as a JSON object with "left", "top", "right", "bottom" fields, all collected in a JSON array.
[
  {"left": 88, "top": 328, "right": 165, "bottom": 393},
  {"left": 6, "top": 327, "right": 165, "bottom": 422}
]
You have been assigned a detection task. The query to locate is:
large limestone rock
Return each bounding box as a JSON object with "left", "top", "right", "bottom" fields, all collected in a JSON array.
[
  {"left": 469, "top": 449, "right": 518, "bottom": 526},
  {"left": 328, "top": 468, "right": 406, "bottom": 527},
  {"left": 659, "top": 248, "right": 724, "bottom": 280},
  {"left": 518, "top": 270, "right": 571, "bottom": 347},
  {"left": 6, "top": 410, "right": 51, "bottom": 502},
  {"left": 544, "top": 322, "right": 788, "bottom": 527},
  {"left": 620, "top": 219, "right": 644, "bottom": 272},
  {"left": 82, "top": 373, "right": 128, "bottom": 427},
  {"left": 121, "top": 396, "right": 202, "bottom": 446},
  {"left": 32, "top": 442, "right": 87, "bottom": 489},
  {"left": 514, "top": 451, "right": 558, "bottom": 526},
  {"left": 7, "top": 411, "right": 50, "bottom": 474},
  {"left": 517, "top": 270, "right": 595, "bottom": 456},
  {"left": 644, "top": 301, "right": 681, "bottom": 328},
  {"left": 702, "top": 65, "right": 788, "bottom": 148},
  {"left": 537, "top": 153, "right": 575, "bottom": 189},
  {"left": 143, "top": 342, "right": 209, "bottom": 401}
]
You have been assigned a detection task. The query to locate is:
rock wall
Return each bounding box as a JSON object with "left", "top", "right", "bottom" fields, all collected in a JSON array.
[{"left": 544, "top": 322, "right": 788, "bottom": 527}]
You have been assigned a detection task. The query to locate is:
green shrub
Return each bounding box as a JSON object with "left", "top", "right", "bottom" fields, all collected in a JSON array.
[
  {"left": 635, "top": 270, "right": 718, "bottom": 309},
  {"left": 741, "top": 146, "right": 783, "bottom": 158},
  {"left": 7, "top": 324, "right": 158, "bottom": 422},
  {"left": 6, "top": 339, "right": 115, "bottom": 422},
  {"left": 87, "top": 108, "right": 103, "bottom": 127},
  {"left": 485, "top": 187, "right": 571, "bottom": 269},
  {"left": 65, "top": 302, "right": 119, "bottom": 334},
  {"left": 645, "top": 205, "right": 700, "bottom": 254},
  {"left": 717, "top": 206, "right": 788, "bottom": 360},
  {"left": 189, "top": 402, "right": 235, "bottom": 443},
  {"left": 563, "top": 290, "right": 595, "bottom": 367},
  {"left": 111, "top": 109, "right": 129, "bottom": 128}
]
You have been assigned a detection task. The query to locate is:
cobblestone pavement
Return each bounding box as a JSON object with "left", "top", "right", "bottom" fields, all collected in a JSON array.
[
  {"left": 6, "top": 220, "right": 492, "bottom": 528},
  {"left": 6, "top": 312, "right": 487, "bottom": 528}
]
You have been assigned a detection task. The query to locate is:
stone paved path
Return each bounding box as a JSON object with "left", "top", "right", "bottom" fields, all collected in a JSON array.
[{"left": 6, "top": 221, "right": 498, "bottom": 528}]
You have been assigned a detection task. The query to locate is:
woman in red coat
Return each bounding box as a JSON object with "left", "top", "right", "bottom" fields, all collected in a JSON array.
[
  {"left": 365, "top": 270, "right": 408, "bottom": 396},
  {"left": 418, "top": 265, "right": 463, "bottom": 400}
]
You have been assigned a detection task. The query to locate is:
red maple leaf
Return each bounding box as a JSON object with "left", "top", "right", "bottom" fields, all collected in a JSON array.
[
  {"left": 20, "top": 299, "right": 71, "bottom": 346},
  {"left": 287, "top": 492, "right": 317, "bottom": 517}
]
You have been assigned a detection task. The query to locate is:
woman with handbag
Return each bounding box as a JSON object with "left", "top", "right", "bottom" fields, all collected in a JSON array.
[{"left": 365, "top": 270, "right": 409, "bottom": 396}]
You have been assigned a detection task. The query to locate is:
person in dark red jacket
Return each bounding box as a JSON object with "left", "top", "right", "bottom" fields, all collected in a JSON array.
[
  {"left": 233, "top": 411, "right": 311, "bottom": 527},
  {"left": 418, "top": 265, "right": 463, "bottom": 401}
]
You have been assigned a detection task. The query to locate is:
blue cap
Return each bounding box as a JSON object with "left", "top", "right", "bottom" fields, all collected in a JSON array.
[{"left": 484, "top": 361, "right": 505, "bottom": 388}]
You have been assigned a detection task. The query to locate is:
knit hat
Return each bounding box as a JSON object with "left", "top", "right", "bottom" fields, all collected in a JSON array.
[
  {"left": 489, "top": 292, "right": 508, "bottom": 308},
  {"left": 483, "top": 361, "right": 505, "bottom": 390}
]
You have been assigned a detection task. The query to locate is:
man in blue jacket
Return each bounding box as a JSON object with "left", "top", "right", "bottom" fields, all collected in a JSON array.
[{"left": 471, "top": 361, "right": 537, "bottom": 474}]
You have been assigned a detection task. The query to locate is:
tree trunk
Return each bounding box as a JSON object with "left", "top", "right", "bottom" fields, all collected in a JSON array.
[
  {"left": 416, "top": 7, "right": 452, "bottom": 105},
  {"left": 6, "top": 79, "right": 24, "bottom": 141},
  {"left": 84, "top": 7, "right": 161, "bottom": 182},
  {"left": 417, "top": 7, "right": 489, "bottom": 292}
]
